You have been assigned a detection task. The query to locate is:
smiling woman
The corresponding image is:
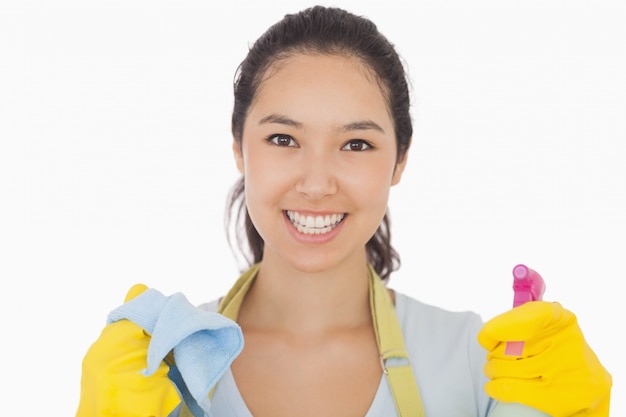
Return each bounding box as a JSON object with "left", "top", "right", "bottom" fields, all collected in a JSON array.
[{"left": 74, "top": 5, "right": 613, "bottom": 417}]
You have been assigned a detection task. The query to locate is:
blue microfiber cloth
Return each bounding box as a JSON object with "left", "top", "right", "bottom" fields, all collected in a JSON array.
[{"left": 107, "top": 288, "right": 244, "bottom": 417}]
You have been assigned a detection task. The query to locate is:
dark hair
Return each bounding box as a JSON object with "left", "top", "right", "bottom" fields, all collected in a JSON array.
[{"left": 225, "top": 5, "right": 412, "bottom": 280}]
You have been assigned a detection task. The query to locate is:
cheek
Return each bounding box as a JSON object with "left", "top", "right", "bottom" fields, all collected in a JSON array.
[
  {"left": 343, "top": 158, "right": 395, "bottom": 201},
  {"left": 242, "top": 151, "right": 293, "bottom": 209}
]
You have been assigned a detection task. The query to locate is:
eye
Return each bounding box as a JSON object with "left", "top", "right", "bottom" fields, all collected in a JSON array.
[
  {"left": 341, "top": 139, "right": 373, "bottom": 152},
  {"left": 267, "top": 134, "right": 298, "bottom": 147}
]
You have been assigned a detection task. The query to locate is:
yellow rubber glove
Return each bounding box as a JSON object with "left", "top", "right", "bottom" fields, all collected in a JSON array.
[
  {"left": 75, "top": 284, "right": 181, "bottom": 417},
  {"left": 478, "top": 301, "right": 612, "bottom": 417}
]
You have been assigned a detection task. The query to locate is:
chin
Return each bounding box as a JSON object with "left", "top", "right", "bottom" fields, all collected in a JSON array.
[{"left": 276, "top": 248, "right": 362, "bottom": 276}]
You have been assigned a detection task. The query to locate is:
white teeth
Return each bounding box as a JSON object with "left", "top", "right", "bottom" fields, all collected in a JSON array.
[{"left": 286, "top": 211, "right": 345, "bottom": 235}]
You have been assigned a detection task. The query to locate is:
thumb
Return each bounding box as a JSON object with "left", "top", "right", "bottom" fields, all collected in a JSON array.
[{"left": 124, "top": 283, "right": 149, "bottom": 303}]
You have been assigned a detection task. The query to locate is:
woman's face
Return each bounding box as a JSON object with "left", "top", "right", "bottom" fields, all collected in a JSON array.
[{"left": 234, "top": 53, "right": 407, "bottom": 274}]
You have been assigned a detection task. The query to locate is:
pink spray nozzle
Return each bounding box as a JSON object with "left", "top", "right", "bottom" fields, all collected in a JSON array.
[
  {"left": 505, "top": 264, "right": 547, "bottom": 356},
  {"left": 512, "top": 264, "right": 546, "bottom": 308}
]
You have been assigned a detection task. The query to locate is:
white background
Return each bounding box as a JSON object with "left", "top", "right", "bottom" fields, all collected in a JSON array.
[{"left": 1, "top": 0, "right": 624, "bottom": 415}]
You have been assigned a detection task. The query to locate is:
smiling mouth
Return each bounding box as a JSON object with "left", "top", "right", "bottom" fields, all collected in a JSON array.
[{"left": 285, "top": 210, "right": 346, "bottom": 235}]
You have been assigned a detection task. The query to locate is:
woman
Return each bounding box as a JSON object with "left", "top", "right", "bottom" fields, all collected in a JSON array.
[{"left": 76, "top": 6, "right": 612, "bottom": 417}]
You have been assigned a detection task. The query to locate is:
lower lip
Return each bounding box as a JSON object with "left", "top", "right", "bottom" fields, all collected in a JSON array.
[{"left": 283, "top": 212, "right": 346, "bottom": 244}]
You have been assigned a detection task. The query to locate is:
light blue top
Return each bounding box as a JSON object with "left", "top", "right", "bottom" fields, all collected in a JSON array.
[{"left": 200, "top": 291, "right": 496, "bottom": 417}]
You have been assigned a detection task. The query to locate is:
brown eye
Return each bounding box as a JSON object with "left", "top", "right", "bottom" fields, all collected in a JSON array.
[
  {"left": 342, "top": 139, "right": 372, "bottom": 151},
  {"left": 268, "top": 134, "right": 298, "bottom": 147}
]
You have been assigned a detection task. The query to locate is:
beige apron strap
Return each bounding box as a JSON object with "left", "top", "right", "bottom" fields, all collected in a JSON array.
[
  {"left": 217, "top": 263, "right": 261, "bottom": 319},
  {"left": 369, "top": 264, "right": 426, "bottom": 417}
]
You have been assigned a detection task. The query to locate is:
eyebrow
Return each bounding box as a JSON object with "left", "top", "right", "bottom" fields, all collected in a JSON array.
[
  {"left": 258, "top": 113, "right": 385, "bottom": 134},
  {"left": 258, "top": 114, "right": 302, "bottom": 129},
  {"left": 342, "top": 120, "right": 385, "bottom": 134}
]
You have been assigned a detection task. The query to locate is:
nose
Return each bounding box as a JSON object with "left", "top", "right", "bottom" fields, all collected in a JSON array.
[{"left": 294, "top": 152, "right": 338, "bottom": 200}]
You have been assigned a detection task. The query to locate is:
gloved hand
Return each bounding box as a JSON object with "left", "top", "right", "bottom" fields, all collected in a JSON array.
[
  {"left": 75, "top": 284, "right": 181, "bottom": 417},
  {"left": 478, "top": 301, "right": 612, "bottom": 417}
]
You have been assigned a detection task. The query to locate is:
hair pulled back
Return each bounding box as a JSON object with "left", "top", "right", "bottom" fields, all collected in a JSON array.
[{"left": 226, "top": 6, "right": 412, "bottom": 280}]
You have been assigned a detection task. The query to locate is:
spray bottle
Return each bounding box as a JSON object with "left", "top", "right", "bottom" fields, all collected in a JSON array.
[{"left": 489, "top": 264, "right": 551, "bottom": 417}]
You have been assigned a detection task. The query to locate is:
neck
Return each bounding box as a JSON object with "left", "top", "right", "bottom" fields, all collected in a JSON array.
[{"left": 237, "top": 255, "right": 372, "bottom": 335}]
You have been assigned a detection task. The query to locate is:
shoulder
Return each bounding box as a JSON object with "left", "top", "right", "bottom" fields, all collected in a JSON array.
[
  {"left": 197, "top": 298, "right": 221, "bottom": 312},
  {"left": 394, "top": 291, "right": 484, "bottom": 333}
]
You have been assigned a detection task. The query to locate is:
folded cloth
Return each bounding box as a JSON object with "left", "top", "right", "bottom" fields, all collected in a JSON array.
[{"left": 107, "top": 288, "right": 244, "bottom": 417}]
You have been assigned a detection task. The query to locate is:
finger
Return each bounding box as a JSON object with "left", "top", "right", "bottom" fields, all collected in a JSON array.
[
  {"left": 102, "top": 361, "right": 181, "bottom": 417},
  {"left": 485, "top": 377, "right": 585, "bottom": 417},
  {"left": 484, "top": 378, "right": 549, "bottom": 413},
  {"left": 484, "top": 354, "right": 547, "bottom": 381},
  {"left": 84, "top": 320, "right": 150, "bottom": 367},
  {"left": 125, "top": 283, "right": 149, "bottom": 302}
]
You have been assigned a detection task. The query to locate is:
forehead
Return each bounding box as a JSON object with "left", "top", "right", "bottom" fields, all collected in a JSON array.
[
  {"left": 248, "top": 53, "right": 392, "bottom": 125},
  {"left": 264, "top": 51, "right": 380, "bottom": 82},
  {"left": 259, "top": 52, "right": 385, "bottom": 94}
]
